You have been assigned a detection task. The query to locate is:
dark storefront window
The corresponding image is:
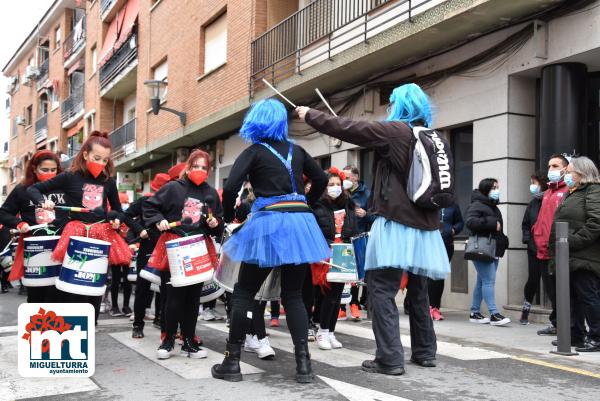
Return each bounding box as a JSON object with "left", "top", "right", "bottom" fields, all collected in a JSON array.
[{"left": 450, "top": 125, "right": 473, "bottom": 228}]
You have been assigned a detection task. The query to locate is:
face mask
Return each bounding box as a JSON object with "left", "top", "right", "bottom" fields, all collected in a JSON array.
[
  {"left": 327, "top": 185, "right": 342, "bottom": 199},
  {"left": 529, "top": 184, "right": 540, "bottom": 195},
  {"left": 547, "top": 170, "right": 562, "bottom": 183},
  {"left": 188, "top": 170, "right": 208, "bottom": 186},
  {"left": 86, "top": 161, "right": 106, "bottom": 179},
  {"left": 36, "top": 172, "right": 56, "bottom": 182},
  {"left": 564, "top": 173, "right": 576, "bottom": 188},
  {"left": 343, "top": 180, "right": 353, "bottom": 190},
  {"left": 122, "top": 204, "right": 129, "bottom": 211},
  {"left": 489, "top": 189, "right": 500, "bottom": 201}
]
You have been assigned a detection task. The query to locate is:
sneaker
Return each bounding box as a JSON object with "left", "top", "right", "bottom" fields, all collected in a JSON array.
[
  {"left": 152, "top": 317, "right": 161, "bottom": 329},
  {"left": 308, "top": 328, "right": 316, "bottom": 342},
  {"left": 329, "top": 332, "right": 343, "bottom": 349},
  {"left": 537, "top": 326, "right": 557, "bottom": 336},
  {"left": 202, "top": 308, "right": 217, "bottom": 321},
  {"left": 225, "top": 317, "right": 231, "bottom": 327},
  {"left": 157, "top": 336, "right": 175, "bottom": 359},
  {"left": 244, "top": 334, "right": 260, "bottom": 353},
  {"left": 270, "top": 318, "right": 279, "bottom": 327},
  {"left": 520, "top": 302, "right": 531, "bottom": 325},
  {"left": 132, "top": 326, "right": 144, "bottom": 339},
  {"left": 552, "top": 339, "right": 585, "bottom": 348},
  {"left": 122, "top": 306, "right": 133, "bottom": 317},
  {"left": 431, "top": 307, "right": 444, "bottom": 321},
  {"left": 317, "top": 330, "right": 332, "bottom": 350},
  {"left": 429, "top": 306, "right": 435, "bottom": 320},
  {"left": 469, "top": 312, "right": 490, "bottom": 324},
  {"left": 211, "top": 308, "right": 225, "bottom": 321},
  {"left": 129, "top": 314, "right": 135, "bottom": 322},
  {"left": 160, "top": 331, "right": 167, "bottom": 343},
  {"left": 256, "top": 337, "right": 276, "bottom": 360},
  {"left": 350, "top": 304, "right": 361, "bottom": 321},
  {"left": 181, "top": 337, "right": 208, "bottom": 359},
  {"left": 100, "top": 302, "right": 107, "bottom": 313},
  {"left": 490, "top": 313, "right": 510, "bottom": 326},
  {"left": 144, "top": 308, "right": 155, "bottom": 321},
  {"left": 193, "top": 335, "right": 204, "bottom": 347},
  {"left": 110, "top": 306, "right": 124, "bottom": 317},
  {"left": 337, "top": 310, "right": 347, "bottom": 321}
]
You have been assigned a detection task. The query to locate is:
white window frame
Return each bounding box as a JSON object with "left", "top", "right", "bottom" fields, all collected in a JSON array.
[
  {"left": 91, "top": 45, "right": 97, "bottom": 74},
  {"left": 203, "top": 13, "right": 227, "bottom": 74},
  {"left": 153, "top": 60, "right": 168, "bottom": 102},
  {"left": 55, "top": 26, "right": 61, "bottom": 49}
]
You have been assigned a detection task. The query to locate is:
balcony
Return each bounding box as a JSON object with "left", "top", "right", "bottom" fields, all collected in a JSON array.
[
  {"left": 36, "top": 59, "right": 49, "bottom": 91},
  {"left": 101, "top": 0, "right": 127, "bottom": 22},
  {"left": 99, "top": 32, "right": 138, "bottom": 98},
  {"left": 109, "top": 118, "right": 136, "bottom": 159},
  {"left": 64, "top": 16, "right": 86, "bottom": 69},
  {"left": 61, "top": 85, "right": 85, "bottom": 128},
  {"left": 34, "top": 114, "right": 48, "bottom": 144}
]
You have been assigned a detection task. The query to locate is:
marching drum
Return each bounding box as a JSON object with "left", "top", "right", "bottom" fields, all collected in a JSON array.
[
  {"left": 326, "top": 243, "right": 359, "bottom": 283},
  {"left": 127, "top": 253, "right": 138, "bottom": 282},
  {"left": 140, "top": 265, "right": 162, "bottom": 285},
  {"left": 56, "top": 236, "right": 111, "bottom": 296},
  {"left": 351, "top": 233, "right": 368, "bottom": 281},
  {"left": 199, "top": 280, "right": 226, "bottom": 303},
  {"left": 22, "top": 236, "right": 61, "bottom": 287},
  {"left": 166, "top": 234, "right": 214, "bottom": 287},
  {"left": 340, "top": 283, "right": 352, "bottom": 305}
]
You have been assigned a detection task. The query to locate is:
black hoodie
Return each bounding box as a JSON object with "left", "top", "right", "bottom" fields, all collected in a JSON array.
[{"left": 465, "top": 189, "right": 509, "bottom": 257}]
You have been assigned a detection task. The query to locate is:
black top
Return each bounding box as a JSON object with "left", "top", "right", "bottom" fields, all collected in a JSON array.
[
  {"left": 0, "top": 183, "right": 68, "bottom": 229},
  {"left": 124, "top": 196, "right": 151, "bottom": 239},
  {"left": 522, "top": 193, "right": 544, "bottom": 253},
  {"left": 465, "top": 190, "right": 509, "bottom": 257},
  {"left": 27, "top": 171, "right": 125, "bottom": 224},
  {"left": 222, "top": 140, "right": 327, "bottom": 222},
  {"left": 143, "top": 177, "right": 224, "bottom": 238},
  {"left": 312, "top": 196, "right": 359, "bottom": 244}
]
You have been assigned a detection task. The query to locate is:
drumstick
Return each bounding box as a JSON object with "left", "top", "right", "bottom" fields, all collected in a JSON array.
[
  {"left": 205, "top": 195, "right": 214, "bottom": 220},
  {"left": 10, "top": 223, "right": 48, "bottom": 235},
  {"left": 261, "top": 79, "right": 297, "bottom": 108},
  {"left": 319, "top": 259, "right": 353, "bottom": 271},
  {"left": 55, "top": 206, "right": 91, "bottom": 212},
  {"left": 315, "top": 88, "right": 337, "bottom": 117},
  {"left": 169, "top": 217, "right": 193, "bottom": 228}
]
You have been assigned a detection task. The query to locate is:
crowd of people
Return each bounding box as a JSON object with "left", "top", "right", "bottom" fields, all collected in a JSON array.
[{"left": 1, "top": 82, "right": 600, "bottom": 386}]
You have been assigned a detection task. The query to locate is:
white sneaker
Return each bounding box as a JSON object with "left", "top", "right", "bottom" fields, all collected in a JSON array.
[
  {"left": 210, "top": 308, "right": 225, "bottom": 321},
  {"left": 202, "top": 308, "right": 217, "bottom": 321},
  {"left": 100, "top": 303, "right": 107, "bottom": 313},
  {"left": 256, "top": 337, "right": 275, "bottom": 359},
  {"left": 317, "top": 331, "right": 332, "bottom": 350},
  {"left": 144, "top": 308, "right": 155, "bottom": 321},
  {"left": 329, "top": 332, "right": 343, "bottom": 349},
  {"left": 244, "top": 334, "right": 260, "bottom": 353},
  {"left": 129, "top": 314, "right": 135, "bottom": 322}
]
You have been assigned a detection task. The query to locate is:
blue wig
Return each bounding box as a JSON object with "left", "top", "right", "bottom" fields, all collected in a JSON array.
[
  {"left": 240, "top": 99, "right": 289, "bottom": 143},
  {"left": 386, "top": 83, "right": 432, "bottom": 128}
]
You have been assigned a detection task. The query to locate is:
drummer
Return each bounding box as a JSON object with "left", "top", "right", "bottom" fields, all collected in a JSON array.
[
  {"left": 211, "top": 99, "right": 329, "bottom": 383},
  {"left": 0, "top": 150, "right": 68, "bottom": 302},
  {"left": 144, "top": 149, "right": 224, "bottom": 359},
  {"left": 28, "top": 131, "right": 133, "bottom": 321},
  {"left": 311, "top": 167, "right": 360, "bottom": 350}
]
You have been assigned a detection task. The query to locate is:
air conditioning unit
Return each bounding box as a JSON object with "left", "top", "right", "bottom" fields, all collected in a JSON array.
[
  {"left": 15, "top": 116, "right": 26, "bottom": 126},
  {"left": 25, "top": 65, "right": 40, "bottom": 80}
]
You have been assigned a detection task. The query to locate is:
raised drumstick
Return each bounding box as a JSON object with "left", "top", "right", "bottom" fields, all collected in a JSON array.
[
  {"left": 261, "top": 79, "right": 297, "bottom": 108},
  {"left": 315, "top": 88, "right": 338, "bottom": 117}
]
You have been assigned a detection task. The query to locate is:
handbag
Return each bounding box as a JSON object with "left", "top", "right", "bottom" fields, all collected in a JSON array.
[{"left": 464, "top": 234, "right": 496, "bottom": 262}]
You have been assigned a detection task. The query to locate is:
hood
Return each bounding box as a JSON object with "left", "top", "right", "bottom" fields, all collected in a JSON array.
[{"left": 471, "top": 189, "right": 496, "bottom": 206}]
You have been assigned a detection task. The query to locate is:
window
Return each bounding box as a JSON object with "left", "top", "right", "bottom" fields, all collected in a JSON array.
[
  {"left": 55, "top": 26, "right": 61, "bottom": 48},
  {"left": 91, "top": 45, "right": 97, "bottom": 74},
  {"left": 68, "top": 131, "right": 83, "bottom": 158},
  {"left": 12, "top": 118, "right": 18, "bottom": 138},
  {"left": 39, "top": 94, "right": 49, "bottom": 116},
  {"left": 202, "top": 12, "right": 227, "bottom": 74},
  {"left": 450, "top": 125, "right": 473, "bottom": 224},
  {"left": 25, "top": 105, "right": 33, "bottom": 126},
  {"left": 49, "top": 140, "right": 57, "bottom": 152},
  {"left": 152, "top": 60, "right": 168, "bottom": 102}
]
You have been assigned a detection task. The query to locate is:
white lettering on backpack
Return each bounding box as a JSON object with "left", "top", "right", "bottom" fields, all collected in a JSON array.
[{"left": 431, "top": 132, "right": 451, "bottom": 190}]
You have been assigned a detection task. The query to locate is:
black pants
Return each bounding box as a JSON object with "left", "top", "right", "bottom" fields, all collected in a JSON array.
[
  {"left": 1, "top": 269, "right": 9, "bottom": 290},
  {"left": 165, "top": 282, "right": 202, "bottom": 338},
  {"left": 523, "top": 249, "right": 544, "bottom": 304},
  {"left": 367, "top": 269, "right": 436, "bottom": 367},
  {"left": 571, "top": 270, "right": 600, "bottom": 341},
  {"left": 312, "top": 286, "right": 323, "bottom": 324},
  {"left": 203, "top": 299, "right": 217, "bottom": 309},
  {"left": 228, "top": 263, "right": 308, "bottom": 346},
  {"left": 302, "top": 268, "right": 313, "bottom": 322},
  {"left": 110, "top": 265, "right": 132, "bottom": 309},
  {"left": 319, "top": 282, "right": 344, "bottom": 331},
  {"left": 427, "top": 243, "right": 453, "bottom": 309},
  {"left": 160, "top": 270, "right": 171, "bottom": 332},
  {"left": 540, "top": 260, "right": 557, "bottom": 326},
  {"left": 250, "top": 301, "right": 267, "bottom": 339},
  {"left": 26, "top": 286, "right": 65, "bottom": 303},
  {"left": 69, "top": 294, "right": 102, "bottom": 323},
  {"left": 133, "top": 274, "right": 152, "bottom": 329}
]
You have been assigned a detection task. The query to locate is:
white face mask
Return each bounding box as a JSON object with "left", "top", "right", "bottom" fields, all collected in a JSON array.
[
  {"left": 343, "top": 179, "right": 353, "bottom": 190},
  {"left": 122, "top": 204, "right": 129, "bottom": 211},
  {"left": 327, "top": 185, "right": 342, "bottom": 199}
]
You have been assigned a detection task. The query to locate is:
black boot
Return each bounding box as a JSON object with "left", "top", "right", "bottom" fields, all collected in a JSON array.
[
  {"left": 294, "top": 343, "right": 314, "bottom": 383},
  {"left": 211, "top": 341, "right": 242, "bottom": 382}
]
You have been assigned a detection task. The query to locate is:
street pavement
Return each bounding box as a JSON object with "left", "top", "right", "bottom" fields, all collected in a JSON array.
[{"left": 1, "top": 288, "right": 600, "bottom": 401}]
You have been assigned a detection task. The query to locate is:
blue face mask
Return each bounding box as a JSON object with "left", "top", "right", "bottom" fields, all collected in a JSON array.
[
  {"left": 529, "top": 184, "right": 540, "bottom": 195},
  {"left": 489, "top": 189, "right": 500, "bottom": 201},
  {"left": 547, "top": 170, "right": 563, "bottom": 183},
  {"left": 564, "top": 173, "right": 576, "bottom": 188}
]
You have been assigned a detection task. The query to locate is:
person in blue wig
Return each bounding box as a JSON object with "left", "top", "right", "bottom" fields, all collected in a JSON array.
[
  {"left": 212, "top": 98, "right": 329, "bottom": 383},
  {"left": 296, "top": 83, "right": 449, "bottom": 376}
]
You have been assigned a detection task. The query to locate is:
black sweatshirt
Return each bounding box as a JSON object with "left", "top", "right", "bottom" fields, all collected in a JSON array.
[
  {"left": 222, "top": 140, "right": 327, "bottom": 222},
  {"left": 124, "top": 196, "right": 151, "bottom": 238},
  {"left": 0, "top": 183, "right": 68, "bottom": 229},
  {"left": 27, "top": 171, "right": 127, "bottom": 224},
  {"left": 143, "top": 177, "right": 225, "bottom": 238}
]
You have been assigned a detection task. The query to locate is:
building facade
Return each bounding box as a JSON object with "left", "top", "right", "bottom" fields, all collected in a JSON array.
[{"left": 4, "top": 0, "right": 600, "bottom": 316}]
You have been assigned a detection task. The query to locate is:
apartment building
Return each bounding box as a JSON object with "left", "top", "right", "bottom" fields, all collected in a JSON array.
[{"left": 4, "top": 0, "right": 600, "bottom": 315}]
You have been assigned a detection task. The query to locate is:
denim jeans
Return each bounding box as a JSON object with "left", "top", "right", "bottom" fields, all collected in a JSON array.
[{"left": 471, "top": 259, "right": 500, "bottom": 315}]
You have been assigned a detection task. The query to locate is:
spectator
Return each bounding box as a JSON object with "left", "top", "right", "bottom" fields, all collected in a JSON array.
[
  {"left": 551, "top": 156, "right": 600, "bottom": 352},
  {"left": 520, "top": 170, "right": 549, "bottom": 324},
  {"left": 466, "top": 178, "right": 510, "bottom": 326}
]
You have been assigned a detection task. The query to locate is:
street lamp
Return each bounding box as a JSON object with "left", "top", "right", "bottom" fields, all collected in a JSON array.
[{"left": 144, "top": 79, "right": 187, "bottom": 126}]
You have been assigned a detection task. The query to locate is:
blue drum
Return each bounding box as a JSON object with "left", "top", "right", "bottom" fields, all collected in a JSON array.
[{"left": 351, "top": 233, "right": 369, "bottom": 280}]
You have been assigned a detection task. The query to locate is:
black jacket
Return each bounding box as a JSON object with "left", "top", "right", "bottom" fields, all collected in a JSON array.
[
  {"left": 439, "top": 204, "right": 464, "bottom": 245},
  {"left": 465, "top": 190, "right": 509, "bottom": 257},
  {"left": 522, "top": 193, "right": 544, "bottom": 254},
  {"left": 312, "top": 196, "right": 359, "bottom": 244},
  {"left": 0, "top": 183, "right": 68, "bottom": 229}
]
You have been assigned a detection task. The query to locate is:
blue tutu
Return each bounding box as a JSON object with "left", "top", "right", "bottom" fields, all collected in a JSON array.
[
  {"left": 224, "top": 194, "right": 330, "bottom": 268},
  {"left": 365, "top": 217, "right": 450, "bottom": 280}
]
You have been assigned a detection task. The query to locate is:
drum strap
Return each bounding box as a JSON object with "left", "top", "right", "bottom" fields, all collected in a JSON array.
[{"left": 258, "top": 142, "right": 297, "bottom": 194}]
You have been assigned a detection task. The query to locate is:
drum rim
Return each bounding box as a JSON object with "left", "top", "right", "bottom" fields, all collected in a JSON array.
[
  {"left": 69, "top": 235, "right": 111, "bottom": 246},
  {"left": 24, "top": 235, "right": 61, "bottom": 242},
  {"left": 165, "top": 233, "right": 205, "bottom": 246}
]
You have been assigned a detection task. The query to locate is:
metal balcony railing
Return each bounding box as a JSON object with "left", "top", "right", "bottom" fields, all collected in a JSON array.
[
  {"left": 109, "top": 118, "right": 136, "bottom": 159},
  {"left": 99, "top": 32, "right": 138, "bottom": 90},
  {"left": 64, "top": 16, "right": 86, "bottom": 61},
  {"left": 101, "top": 0, "right": 116, "bottom": 15},
  {"left": 34, "top": 114, "right": 48, "bottom": 143},
  {"left": 36, "top": 58, "right": 49, "bottom": 90},
  {"left": 61, "top": 85, "right": 85, "bottom": 123},
  {"left": 250, "top": 0, "right": 436, "bottom": 93}
]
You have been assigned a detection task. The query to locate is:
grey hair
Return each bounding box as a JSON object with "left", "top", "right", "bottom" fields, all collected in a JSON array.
[{"left": 570, "top": 156, "right": 600, "bottom": 185}]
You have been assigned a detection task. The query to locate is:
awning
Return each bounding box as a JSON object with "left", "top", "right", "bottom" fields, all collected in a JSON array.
[
  {"left": 67, "top": 119, "right": 84, "bottom": 137},
  {"left": 99, "top": 0, "right": 139, "bottom": 66}
]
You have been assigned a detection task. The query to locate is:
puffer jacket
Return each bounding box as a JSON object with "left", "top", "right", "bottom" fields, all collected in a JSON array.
[
  {"left": 522, "top": 192, "right": 544, "bottom": 254},
  {"left": 465, "top": 190, "right": 509, "bottom": 258},
  {"left": 312, "top": 196, "right": 360, "bottom": 244}
]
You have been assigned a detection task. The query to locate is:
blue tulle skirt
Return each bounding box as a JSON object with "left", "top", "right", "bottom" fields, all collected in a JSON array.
[
  {"left": 365, "top": 217, "right": 450, "bottom": 280},
  {"left": 224, "top": 195, "right": 330, "bottom": 268}
]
